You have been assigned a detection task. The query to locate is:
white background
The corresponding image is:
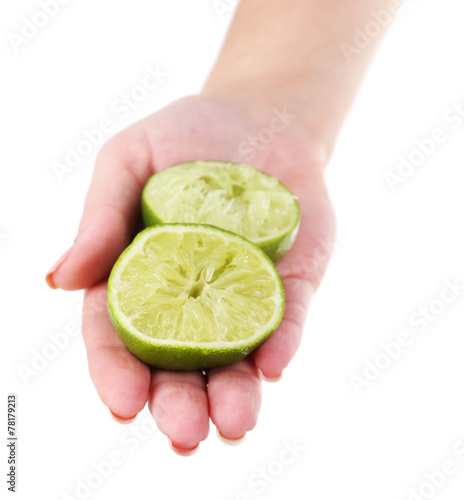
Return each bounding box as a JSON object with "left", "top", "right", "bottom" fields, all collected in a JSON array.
[{"left": 2, "top": 1, "right": 464, "bottom": 499}]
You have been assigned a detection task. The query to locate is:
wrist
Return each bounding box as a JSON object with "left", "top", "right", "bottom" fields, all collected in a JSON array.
[
  {"left": 202, "top": 0, "right": 400, "bottom": 161},
  {"left": 202, "top": 70, "right": 334, "bottom": 164}
]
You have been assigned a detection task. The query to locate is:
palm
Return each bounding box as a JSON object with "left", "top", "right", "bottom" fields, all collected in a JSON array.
[{"left": 53, "top": 95, "right": 336, "bottom": 454}]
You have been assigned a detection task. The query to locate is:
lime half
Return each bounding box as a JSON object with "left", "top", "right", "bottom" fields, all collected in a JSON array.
[
  {"left": 107, "top": 224, "right": 285, "bottom": 370},
  {"left": 142, "top": 161, "right": 300, "bottom": 261}
]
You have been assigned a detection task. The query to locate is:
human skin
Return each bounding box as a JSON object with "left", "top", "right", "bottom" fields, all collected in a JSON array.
[{"left": 46, "top": 0, "right": 400, "bottom": 455}]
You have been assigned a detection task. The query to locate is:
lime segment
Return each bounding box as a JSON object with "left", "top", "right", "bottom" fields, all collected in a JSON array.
[
  {"left": 141, "top": 161, "right": 300, "bottom": 261},
  {"left": 107, "top": 224, "right": 285, "bottom": 370}
]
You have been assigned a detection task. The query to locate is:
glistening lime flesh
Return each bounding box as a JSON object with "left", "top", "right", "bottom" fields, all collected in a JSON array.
[
  {"left": 107, "top": 224, "right": 285, "bottom": 370},
  {"left": 141, "top": 161, "right": 300, "bottom": 261}
]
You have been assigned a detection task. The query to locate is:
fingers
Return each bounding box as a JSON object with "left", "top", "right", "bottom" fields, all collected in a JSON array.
[
  {"left": 47, "top": 128, "right": 153, "bottom": 291},
  {"left": 207, "top": 358, "right": 262, "bottom": 443},
  {"left": 148, "top": 370, "right": 209, "bottom": 455},
  {"left": 82, "top": 283, "right": 151, "bottom": 419},
  {"left": 254, "top": 176, "right": 337, "bottom": 379},
  {"left": 253, "top": 277, "right": 314, "bottom": 379},
  {"left": 148, "top": 359, "right": 262, "bottom": 453}
]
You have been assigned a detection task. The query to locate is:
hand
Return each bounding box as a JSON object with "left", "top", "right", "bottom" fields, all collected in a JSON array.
[{"left": 46, "top": 93, "right": 336, "bottom": 455}]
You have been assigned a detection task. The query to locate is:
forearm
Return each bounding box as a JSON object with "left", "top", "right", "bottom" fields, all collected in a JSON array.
[{"left": 203, "top": 0, "right": 402, "bottom": 158}]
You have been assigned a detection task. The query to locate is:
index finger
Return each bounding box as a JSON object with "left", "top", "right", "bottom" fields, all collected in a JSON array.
[{"left": 82, "top": 283, "right": 151, "bottom": 420}]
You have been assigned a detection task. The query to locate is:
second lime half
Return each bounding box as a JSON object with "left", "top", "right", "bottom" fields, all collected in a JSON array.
[{"left": 142, "top": 161, "right": 300, "bottom": 261}]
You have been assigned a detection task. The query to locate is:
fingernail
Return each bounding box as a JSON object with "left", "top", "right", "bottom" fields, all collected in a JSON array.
[
  {"left": 46, "top": 247, "right": 72, "bottom": 289},
  {"left": 258, "top": 368, "right": 282, "bottom": 383},
  {"left": 109, "top": 409, "right": 137, "bottom": 424},
  {"left": 216, "top": 428, "right": 246, "bottom": 446},
  {"left": 168, "top": 438, "right": 199, "bottom": 457}
]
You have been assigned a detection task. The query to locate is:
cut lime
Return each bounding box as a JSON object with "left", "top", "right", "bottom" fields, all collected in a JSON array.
[
  {"left": 107, "top": 224, "right": 285, "bottom": 370},
  {"left": 141, "top": 161, "right": 300, "bottom": 261}
]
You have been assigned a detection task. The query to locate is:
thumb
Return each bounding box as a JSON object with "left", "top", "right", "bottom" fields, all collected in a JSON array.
[{"left": 46, "top": 132, "right": 153, "bottom": 290}]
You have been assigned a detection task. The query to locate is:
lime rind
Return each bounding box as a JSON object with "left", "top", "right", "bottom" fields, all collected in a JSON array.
[
  {"left": 141, "top": 161, "right": 300, "bottom": 261},
  {"left": 107, "top": 224, "right": 285, "bottom": 370}
]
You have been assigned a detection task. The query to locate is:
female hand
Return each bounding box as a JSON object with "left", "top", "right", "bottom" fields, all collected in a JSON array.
[{"left": 46, "top": 93, "right": 336, "bottom": 454}]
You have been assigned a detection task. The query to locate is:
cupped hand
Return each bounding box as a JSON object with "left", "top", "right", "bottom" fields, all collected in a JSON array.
[{"left": 46, "top": 94, "right": 336, "bottom": 455}]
